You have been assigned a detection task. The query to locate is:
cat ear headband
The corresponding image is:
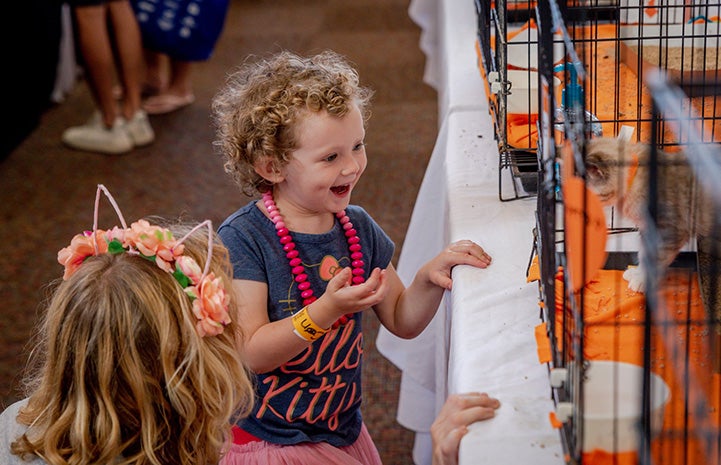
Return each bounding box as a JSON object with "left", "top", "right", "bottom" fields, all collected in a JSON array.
[{"left": 57, "top": 184, "right": 231, "bottom": 337}]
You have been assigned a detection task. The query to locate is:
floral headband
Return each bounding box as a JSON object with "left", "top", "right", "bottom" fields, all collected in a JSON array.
[{"left": 57, "top": 184, "right": 231, "bottom": 337}]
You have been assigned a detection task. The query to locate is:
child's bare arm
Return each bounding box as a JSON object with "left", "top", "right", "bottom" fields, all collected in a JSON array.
[
  {"left": 234, "top": 268, "right": 389, "bottom": 373},
  {"left": 374, "top": 240, "right": 491, "bottom": 339},
  {"left": 231, "top": 279, "right": 310, "bottom": 373}
]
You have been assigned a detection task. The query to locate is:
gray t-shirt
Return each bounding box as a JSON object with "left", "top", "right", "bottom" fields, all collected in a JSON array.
[{"left": 0, "top": 399, "right": 45, "bottom": 464}]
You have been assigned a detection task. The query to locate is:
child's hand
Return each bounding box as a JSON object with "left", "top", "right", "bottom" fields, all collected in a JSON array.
[
  {"left": 323, "top": 266, "right": 389, "bottom": 318},
  {"left": 431, "top": 392, "right": 501, "bottom": 465},
  {"left": 425, "top": 240, "right": 492, "bottom": 290}
]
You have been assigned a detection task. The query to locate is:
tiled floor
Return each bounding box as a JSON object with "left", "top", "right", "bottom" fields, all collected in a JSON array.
[{"left": 0, "top": 1, "right": 438, "bottom": 463}]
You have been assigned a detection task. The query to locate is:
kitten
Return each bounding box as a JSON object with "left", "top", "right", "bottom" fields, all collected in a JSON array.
[
  {"left": 584, "top": 136, "right": 721, "bottom": 371},
  {"left": 583, "top": 137, "right": 718, "bottom": 293}
]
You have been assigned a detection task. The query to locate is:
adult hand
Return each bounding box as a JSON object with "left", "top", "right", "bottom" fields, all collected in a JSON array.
[{"left": 431, "top": 392, "right": 501, "bottom": 465}]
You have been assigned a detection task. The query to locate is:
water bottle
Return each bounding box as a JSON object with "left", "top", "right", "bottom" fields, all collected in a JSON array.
[{"left": 553, "top": 62, "right": 602, "bottom": 141}]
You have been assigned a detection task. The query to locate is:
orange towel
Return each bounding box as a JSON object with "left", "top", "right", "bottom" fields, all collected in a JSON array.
[{"left": 552, "top": 266, "right": 720, "bottom": 465}]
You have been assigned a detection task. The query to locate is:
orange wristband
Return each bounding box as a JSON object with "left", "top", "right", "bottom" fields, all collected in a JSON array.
[{"left": 291, "top": 306, "right": 328, "bottom": 342}]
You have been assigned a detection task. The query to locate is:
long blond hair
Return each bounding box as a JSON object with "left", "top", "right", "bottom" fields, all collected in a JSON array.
[{"left": 12, "top": 222, "right": 254, "bottom": 465}]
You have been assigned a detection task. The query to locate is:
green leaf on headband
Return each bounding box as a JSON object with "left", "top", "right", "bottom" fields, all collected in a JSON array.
[
  {"left": 107, "top": 239, "right": 126, "bottom": 254},
  {"left": 173, "top": 268, "right": 191, "bottom": 288}
]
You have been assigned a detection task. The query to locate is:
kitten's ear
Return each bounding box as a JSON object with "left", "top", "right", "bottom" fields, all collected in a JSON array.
[
  {"left": 584, "top": 150, "right": 609, "bottom": 183},
  {"left": 586, "top": 163, "right": 604, "bottom": 181},
  {"left": 584, "top": 138, "right": 620, "bottom": 184}
]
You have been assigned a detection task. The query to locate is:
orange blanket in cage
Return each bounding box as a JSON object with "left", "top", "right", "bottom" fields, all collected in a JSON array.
[{"left": 528, "top": 260, "right": 721, "bottom": 465}]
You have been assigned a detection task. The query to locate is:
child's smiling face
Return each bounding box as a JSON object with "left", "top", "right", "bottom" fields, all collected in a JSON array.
[{"left": 275, "top": 103, "right": 367, "bottom": 221}]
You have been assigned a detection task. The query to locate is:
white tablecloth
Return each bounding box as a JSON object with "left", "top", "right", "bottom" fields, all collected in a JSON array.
[
  {"left": 408, "top": 0, "right": 488, "bottom": 119},
  {"left": 376, "top": 1, "right": 564, "bottom": 463}
]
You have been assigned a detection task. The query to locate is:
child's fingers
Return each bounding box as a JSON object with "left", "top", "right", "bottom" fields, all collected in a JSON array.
[
  {"left": 372, "top": 268, "right": 389, "bottom": 298},
  {"left": 455, "top": 392, "right": 501, "bottom": 409},
  {"left": 447, "top": 240, "right": 492, "bottom": 267},
  {"left": 440, "top": 393, "right": 501, "bottom": 424},
  {"left": 357, "top": 268, "right": 388, "bottom": 302},
  {"left": 432, "top": 393, "right": 500, "bottom": 465},
  {"left": 365, "top": 266, "right": 383, "bottom": 285},
  {"left": 327, "top": 267, "right": 353, "bottom": 291},
  {"left": 452, "top": 404, "right": 500, "bottom": 425},
  {"left": 328, "top": 268, "right": 386, "bottom": 310},
  {"left": 466, "top": 392, "right": 501, "bottom": 409}
]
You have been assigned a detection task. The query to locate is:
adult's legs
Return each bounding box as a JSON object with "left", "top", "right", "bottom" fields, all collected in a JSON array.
[
  {"left": 142, "top": 59, "right": 195, "bottom": 114},
  {"left": 63, "top": 0, "right": 153, "bottom": 154},
  {"left": 143, "top": 50, "right": 169, "bottom": 94},
  {"left": 166, "top": 60, "right": 194, "bottom": 98},
  {"left": 107, "top": 0, "right": 144, "bottom": 121},
  {"left": 72, "top": 4, "right": 117, "bottom": 128}
]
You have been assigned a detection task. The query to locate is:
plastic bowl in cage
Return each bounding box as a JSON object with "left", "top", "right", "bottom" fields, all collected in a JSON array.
[
  {"left": 583, "top": 360, "right": 670, "bottom": 453},
  {"left": 506, "top": 70, "right": 561, "bottom": 115}
]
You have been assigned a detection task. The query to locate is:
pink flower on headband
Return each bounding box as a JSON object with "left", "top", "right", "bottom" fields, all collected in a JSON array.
[
  {"left": 125, "top": 220, "right": 183, "bottom": 272},
  {"left": 187, "top": 272, "right": 231, "bottom": 337},
  {"left": 57, "top": 230, "right": 109, "bottom": 280},
  {"left": 106, "top": 226, "right": 127, "bottom": 244},
  {"left": 58, "top": 183, "right": 232, "bottom": 338},
  {"left": 176, "top": 255, "right": 203, "bottom": 283}
]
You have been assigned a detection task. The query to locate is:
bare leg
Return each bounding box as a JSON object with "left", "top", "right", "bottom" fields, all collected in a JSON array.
[
  {"left": 73, "top": 4, "right": 117, "bottom": 127},
  {"left": 142, "top": 59, "right": 196, "bottom": 114},
  {"left": 62, "top": 0, "right": 153, "bottom": 153},
  {"left": 143, "top": 50, "right": 169, "bottom": 94},
  {"left": 108, "top": 0, "right": 144, "bottom": 120},
  {"left": 166, "top": 60, "right": 194, "bottom": 98}
]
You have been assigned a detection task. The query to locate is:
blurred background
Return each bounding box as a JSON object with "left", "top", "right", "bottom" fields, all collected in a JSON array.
[{"left": 0, "top": 0, "right": 439, "bottom": 463}]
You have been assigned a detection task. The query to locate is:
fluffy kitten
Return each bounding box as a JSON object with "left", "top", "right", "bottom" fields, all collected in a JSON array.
[
  {"left": 584, "top": 136, "right": 721, "bottom": 370},
  {"left": 583, "top": 137, "right": 718, "bottom": 293}
]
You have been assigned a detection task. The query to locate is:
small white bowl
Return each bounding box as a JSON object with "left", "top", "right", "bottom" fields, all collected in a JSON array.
[{"left": 582, "top": 360, "right": 670, "bottom": 453}]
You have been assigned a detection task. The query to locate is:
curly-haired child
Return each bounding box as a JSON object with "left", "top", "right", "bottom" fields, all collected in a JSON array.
[
  {"left": 212, "top": 50, "right": 493, "bottom": 464},
  {"left": 0, "top": 185, "right": 255, "bottom": 465}
]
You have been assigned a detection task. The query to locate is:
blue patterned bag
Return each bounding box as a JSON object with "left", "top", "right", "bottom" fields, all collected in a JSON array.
[{"left": 131, "top": 0, "right": 229, "bottom": 61}]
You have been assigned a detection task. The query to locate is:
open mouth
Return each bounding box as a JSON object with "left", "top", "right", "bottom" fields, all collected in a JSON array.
[{"left": 331, "top": 184, "right": 350, "bottom": 196}]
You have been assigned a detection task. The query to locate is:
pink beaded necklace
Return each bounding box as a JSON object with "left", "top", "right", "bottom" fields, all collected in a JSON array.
[{"left": 262, "top": 191, "right": 365, "bottom": 329}]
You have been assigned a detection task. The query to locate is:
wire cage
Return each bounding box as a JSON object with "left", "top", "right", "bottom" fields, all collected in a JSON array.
[
  {"left": 530, "top": 0, "right": 721, "bottom": 463},
  {"left": 474, "top": 0, "right": 617, "bottom": 201},
  {"left": 475, "top": 0, "right": 541, "bottom": 201}
]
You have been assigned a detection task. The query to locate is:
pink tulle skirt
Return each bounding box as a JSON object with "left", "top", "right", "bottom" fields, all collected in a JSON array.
[{"left": 220, "top": 423, "right": 383, "bottom": 465}]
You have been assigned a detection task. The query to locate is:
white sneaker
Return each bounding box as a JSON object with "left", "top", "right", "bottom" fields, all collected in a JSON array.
[
  {"left": 124, "top": 110, "right": 155, "bottom": 147},
  {"left": 62, "top": 113, "right": 133, "bottom": 155}
]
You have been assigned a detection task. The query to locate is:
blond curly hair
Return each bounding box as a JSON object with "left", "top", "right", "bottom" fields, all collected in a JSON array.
[
  {"left": 212, "top": 50, "right": 373, "bottom": 196},
  {"left": 11, "top": 222, "right": 254, "bottom": 465}
]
